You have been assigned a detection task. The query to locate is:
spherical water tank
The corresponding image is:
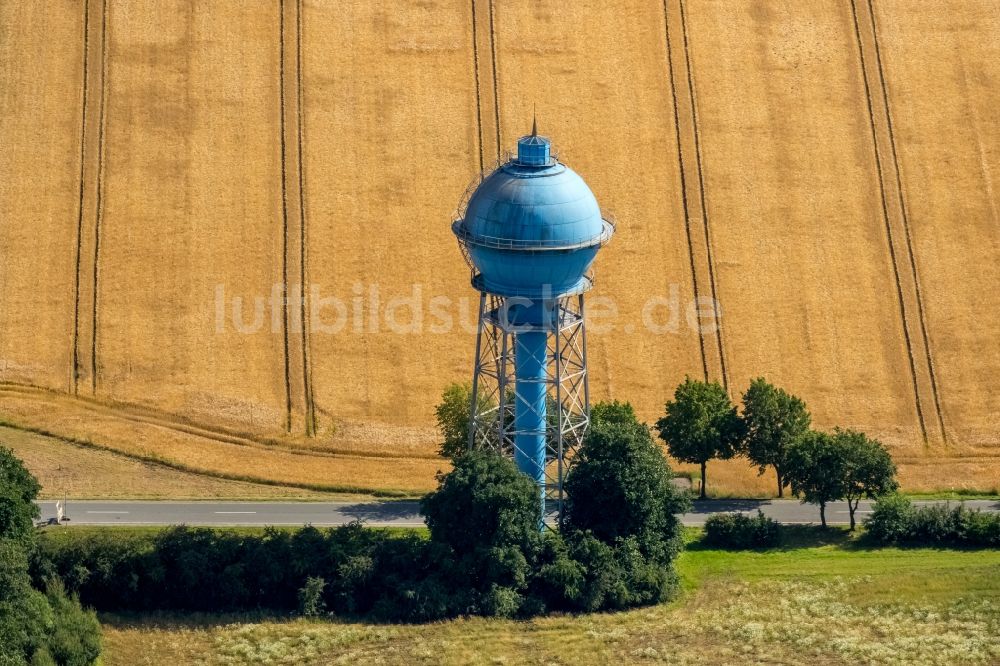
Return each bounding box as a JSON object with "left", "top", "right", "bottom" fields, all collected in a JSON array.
[{"left": 453, "top": 133, "right": 613, "bottom": 299}]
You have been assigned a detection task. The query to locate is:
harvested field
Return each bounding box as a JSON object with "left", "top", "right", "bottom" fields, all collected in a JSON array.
[
  {"left": 0, "top": 389, "right": 441, "bottom": 497},
  {"left": 0, "top": 425, "right": 342, "bottom": 500},
  {"left": 1, "top": 0, "right": 998, "bottom": 495}
]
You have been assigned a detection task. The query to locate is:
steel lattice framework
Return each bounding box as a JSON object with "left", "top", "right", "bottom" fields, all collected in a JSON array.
[{"left": 467, "top": 292, "right": 590, "bottom": 520}]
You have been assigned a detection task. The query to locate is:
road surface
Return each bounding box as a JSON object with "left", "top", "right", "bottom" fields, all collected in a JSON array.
[{"left": 34, "top": 499, "right": 999, "bottom": 527}]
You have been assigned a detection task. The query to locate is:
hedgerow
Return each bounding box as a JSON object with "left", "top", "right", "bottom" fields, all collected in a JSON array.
[{"left": 865, "top": 495, "right": 1000, "bottom": 547}]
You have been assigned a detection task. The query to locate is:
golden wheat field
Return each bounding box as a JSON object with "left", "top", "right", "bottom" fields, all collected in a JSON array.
[{"left": 1, "top": 0, "right": 998, "bottom": 496}]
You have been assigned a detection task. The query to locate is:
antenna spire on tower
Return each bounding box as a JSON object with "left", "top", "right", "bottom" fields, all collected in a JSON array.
[{"left": 532, "top": 104, "right": 537, "bottom": 137}]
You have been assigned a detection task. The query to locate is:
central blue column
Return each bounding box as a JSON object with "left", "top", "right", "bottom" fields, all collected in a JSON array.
[{"left": 514, "top": 329, "right": 547, "bottom": 512}]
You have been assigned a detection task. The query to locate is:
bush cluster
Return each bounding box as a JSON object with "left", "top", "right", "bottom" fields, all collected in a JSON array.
[
  {"left": 34, "top": 518, "right": 686, "bottom": 622},
  {"left": 702, "top": 511, "right": 781, "bottom": 549},
  {"left": 865, "top": 495, "right": 1000, "bottom": 547},
  {"left": 35, "top": 523, "right": 430, "bottom": 619}
]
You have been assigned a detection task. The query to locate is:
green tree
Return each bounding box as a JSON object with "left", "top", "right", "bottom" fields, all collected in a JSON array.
[
  {"left": 785, "top": 431, "right": 847, "bottom": 528},
  {"left": 434, "top": 382, "right": 493, "bottom": 459},
  {"left": 420, "top": 451, "right": 542, "bottom": 617},
  {"left": 40, "top": 579, "right": 102, "bottom": 666},
  {"left": 834, "top": 428, "right": 898, "bottom": 530},
  {"left": 0, "top": 447, "right": 101, "bottom": 665},
  {"left": 0, "top": 539, "right": 52, "bottom": 666},
  {"left": 655, "top": 378, "right": 744, "bottom": 499},
  {"left": 740, "top": 378, "right": 811, "bottom": 497},
  {"left": 421, "top": 450, "right": 541, "bottom": 555},
  {"left": 589, "top": 400, "right": 639, "bottom": 429},
  {"left": 435, "top": 383, "right": 473, "bottom": 459},
  {"left": 564, "top": 418, "right": 690, "bottom": 564},
  {"left": 0, "top": 445, "right": 41, "bottom": 544},
  {"left": 297, "top": 577, "right": 327, "bottom": 617}
]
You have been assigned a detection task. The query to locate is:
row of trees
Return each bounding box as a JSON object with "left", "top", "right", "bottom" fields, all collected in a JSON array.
[
  {"left": 655, "top": 377, "right": 897, "bottom": 527},
  {"left": 656, "top": 377, "right": 807, "bottom": 500},
  {"left": 437, "top": 376, "right": 897, "bottom": 529}
]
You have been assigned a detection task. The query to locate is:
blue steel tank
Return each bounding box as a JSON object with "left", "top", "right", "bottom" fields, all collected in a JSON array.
[{"left": 452, "top": 129, "right": 613, "bottom": 494}]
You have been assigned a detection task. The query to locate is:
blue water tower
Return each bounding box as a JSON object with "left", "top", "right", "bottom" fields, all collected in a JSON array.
[{"left": 452, "top": 125, "right": 614, "bottom": 519}]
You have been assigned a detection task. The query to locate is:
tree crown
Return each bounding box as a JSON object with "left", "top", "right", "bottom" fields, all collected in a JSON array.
[
  {"left": 654, "top": 378, "right": 743, "bottom": 465},
  {"left": 832, "top": 428, "right": 898, "bottom": 501},
  {"left": 565, "top": 419, "right": 689, "bottom": 563},
  {"left": 0, "top": 446, "right": 41, "bottom": 543},
  {"left": 435, "top": 383, "right": 494, "bottom": 459},
  {"left": 741, "top": 377, "right": 811, "bottom": 474},
  {"left": 590, "top": 400, "right": 640, "bottom": 429},
  {"left": 420, "top": 450, "right": 540, "bottom": 555},
  {"left": 785, "top": 430, "right": 848, "bottom": 505}
]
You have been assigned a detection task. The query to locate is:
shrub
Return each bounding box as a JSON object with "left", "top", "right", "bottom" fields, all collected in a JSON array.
[
  {"left": 0, "top": 560, "right": 52, "bottom": 666},
  {"left": 563, "top": 531, "right": 618, "bottom": 612},
  {"left": 864, "top": 494, "right": 914, "bottom": 543},
  {"left": 480, "top": 584, "right": 521, "bottom": 619},
  {"left": 532, "top": 541, "right": 585, "bottom": 610},
  {"left": 27, "top": 397, "right": 700, "bottom": 623},
  {"left": 40, "top": 580, "right": 101, "bottom": 666},
  {"left": 560, "top": 417, "right": 688, "bottom": 612},
  {"left": 419, "top": 451, "right": 545, "bottom": 617},
  {"left": 957, "top": 509, "right": 1000, "bottom": 548},
  {"left": 35, "top": 523, "right": 428, "bottom": 618},
  {"left": 703, "top": 511, "right": 781, "bottom": 549},
  {"left": 369, "top": 566, "right": 457, "bottom": 623},
  {"left": 865, "top": 495, "right": 1000, "bottom": 547},
  {"left": 907, "top": 504, "right": 959, "bottom": 544},
  {"left": 297, "top": 577, "right": 327, "bottom": 617}
]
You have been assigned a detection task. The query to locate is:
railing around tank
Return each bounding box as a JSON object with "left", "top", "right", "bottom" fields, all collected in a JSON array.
[{"left": 451, "top": 217, "right": 616, "bottom": 252}]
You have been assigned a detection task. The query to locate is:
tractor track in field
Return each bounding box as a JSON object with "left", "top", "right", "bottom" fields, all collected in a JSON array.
[
  {"left": 71, "top": 0, "right": 109, "bottom": 397},
  {"left": 849, "top": 0, "right": 930, "bottom": 443},
  {"left": 71, "top": 0, "right": 91, "bottom": 396},
  {"left": 865, "top": 0, "right": 946, "bottom": 443},
  {"left": 487, "top": 0, "right": 501, "bottom": 157},
  {"left": 90, "top": 0, "right": 109, "bottom": 396},
  {"left": 278, "top": 0, "right": 294, "bottom": 434},
  {"left": 662, "top": 0, "right": 710, "bottom": 384},
  {"left": 294, "top": 0, "right": 317, "bottom": 437},
  {"left": 470, "top": 0, "right": 486, "bottom": 173},
  {"left": 4, "top": 423, "right": 418, "bottom": 498},
  {"left": 663, "top": 0, "right": 729, "bottom": 390},
  {"left": 677, "top": 0, "right": 729, "bottom": 393}
]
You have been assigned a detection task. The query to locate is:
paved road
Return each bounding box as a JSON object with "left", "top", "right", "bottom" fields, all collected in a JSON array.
[{"left": 35, "top": 498, "right": 999, "bottom": 527}]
